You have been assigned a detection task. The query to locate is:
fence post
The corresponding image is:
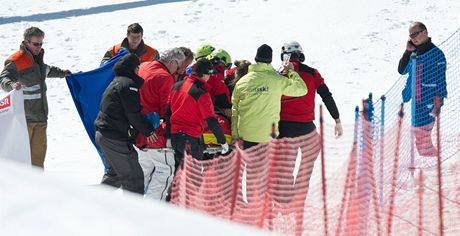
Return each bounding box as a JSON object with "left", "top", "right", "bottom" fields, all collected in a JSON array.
[
  {"left": 417, "top": 170, "right": 424, "bottom": 236},
  {"left": 409, "top": 52, "right": 417, "bottom": 176},
  {"left": 379, "top": 95, "right": 386, "bottom": 206},
  {"left": 435, "top": 95, "right": 444, "bottom": 236},
  {"left": 386, "top": 103, "right": 404, "bottom": 236},
  {"left": 230, "top": 144, "right": 243, "bottom": 220},
  {"left": 356, "top": 94, "right": 374, "bottom": 235},
  {"left": 335, "top": 106, "right": 361, "bottom": 236},
  {"left": 320, "top": 105, "right": 329, "bottom": 236}
]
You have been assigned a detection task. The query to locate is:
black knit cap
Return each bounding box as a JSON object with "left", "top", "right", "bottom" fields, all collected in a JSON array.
[
  {"left": 115, "top": 53, "right": 140, "bottom": 71},
  {"left": 254, "top": 44, "right": 273, "bottom": 63},
  {"left": 192, "top": 58, "right": 217, "bottom": 75}
]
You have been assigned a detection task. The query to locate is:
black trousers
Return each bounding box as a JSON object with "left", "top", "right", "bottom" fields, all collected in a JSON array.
[
  {"left": 171, "top": 133, "right": 204, "bottom": 171},
  {"left": 278, "top": 120, "right": 316, "bottom": 138},
  {"left": 243, "top": 140, "right": 259, "bottom": 149},
  {"left": 95, "top": 131, "right": 144, "bottom": 194}
]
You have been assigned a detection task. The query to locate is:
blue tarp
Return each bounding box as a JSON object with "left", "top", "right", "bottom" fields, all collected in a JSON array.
[{"left": 65, "top": 49, "right": 128, "bottom": 166}]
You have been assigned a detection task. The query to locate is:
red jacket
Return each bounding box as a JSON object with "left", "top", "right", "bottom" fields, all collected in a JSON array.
[
  {"left": 225, "top": 67, "right": 236, "bottom": 82},
  {"left": 168, "top": 75, "right": 215, "bottom": 138},
  {"left": 280, "top": 60, "right": 325, "bottom": 122},
  {"left": 205, "top": 64, "right": 231, "bottom": 108},
  {"left": 138, "top": 61, "right": 175, "bottom": 117}
]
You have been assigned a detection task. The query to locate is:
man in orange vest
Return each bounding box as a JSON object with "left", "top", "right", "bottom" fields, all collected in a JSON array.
[
  {"left": 0, "top": 26, "right": 70, "bottom": 168},
  {"left": 100, "top": 23, "right": 159, "bottom": 66}
]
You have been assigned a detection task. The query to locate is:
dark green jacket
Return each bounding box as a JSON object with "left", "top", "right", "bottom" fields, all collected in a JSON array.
[{"left": 0, "top": 43, "right": 66, "bottom": 122}]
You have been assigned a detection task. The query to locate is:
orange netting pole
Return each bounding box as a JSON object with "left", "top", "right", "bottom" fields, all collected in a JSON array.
[
  {"left": 320, "top": 105, "right": 329, "bottom": 236},
  {"left": 258, "top": 139, "right": 275, "bottom": 229},
  {"left": 334, "top": 106, "right": 360, "bottom": 236},
  {"left": 368, "top": 129, "right": 382, "bottom": 236},
  {"left": 386, "top": 103, "right": 404, "bottom": 236},
  {"left": 230, "top": 144, "right": 243, "bottom": 219},
  {"left": 334, "top": 145, "right": 358, "bottom": 236},
  {"left": 363, "top": 95, "right": 383, "bottom": 236},
  {"left": 417, "top": 170, "right": 424, "bottom": 236},
  {"left": 354, "top": 98, "right": 372, "bottom": 235},
  {"left": 435, "top": 95, "right": 444, "bottom": 236}
]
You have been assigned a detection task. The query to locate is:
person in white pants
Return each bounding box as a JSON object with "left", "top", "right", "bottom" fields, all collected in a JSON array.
[{"left": 138, "top": 148, "right": 175, "bottom": 201}]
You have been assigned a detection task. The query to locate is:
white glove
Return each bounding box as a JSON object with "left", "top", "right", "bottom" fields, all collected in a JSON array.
[
  {"left": 166, "top": 139, "right": 172, "bottom": 148},
  {"left": 221, "top": 143, "right": 229, "bottom": 154}
]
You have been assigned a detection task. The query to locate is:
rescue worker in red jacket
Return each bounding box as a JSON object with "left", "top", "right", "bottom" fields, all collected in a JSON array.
[
  {"left": 205, "top": 48, "right": 233, "bottom": 109},
  {"left": 136, "top": 48, "right": 186, "bottom": 200},
  {"left": 100, "top": 23, "right": 159, "bottom": 66},
  {"left": 277, "top": 40, "right": 342, "bottom": 203},
  {"left": 279, "top": 40, "right": 342, "bottom": 138},
  {"left": 166, "top": 59, "right": 229, "bottom": 170}
]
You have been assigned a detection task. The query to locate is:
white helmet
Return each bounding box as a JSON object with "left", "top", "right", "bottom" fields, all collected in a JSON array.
[{"left": 282, "top": 40, "right": 303, "bottom": 53}]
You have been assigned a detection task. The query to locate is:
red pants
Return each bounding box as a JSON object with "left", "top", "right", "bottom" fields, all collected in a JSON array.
[{"left": 414, "top": 124, "right": 436, "bottom": 156}]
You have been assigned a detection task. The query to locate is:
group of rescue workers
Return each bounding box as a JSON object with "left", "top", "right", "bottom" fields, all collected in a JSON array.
[
  {"left": 0, "top": 21, "right": 447, "bottom": 203},
  {"left": 0, "top": 23, "right": 342, "bottom": 200},
  {"left": 93, "top": 23, "right": 343, "bottom": 198}
]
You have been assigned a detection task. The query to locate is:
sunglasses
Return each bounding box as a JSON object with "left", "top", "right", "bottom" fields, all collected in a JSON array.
[
  {"left": 210, "top": 56, "right": 232, "bottom": 69},
  {"left": 28, "top": 41, "right": 43, "bottom": 47},
  {"left": 409, "top": 30, "right": 425, "bottom": 39}
]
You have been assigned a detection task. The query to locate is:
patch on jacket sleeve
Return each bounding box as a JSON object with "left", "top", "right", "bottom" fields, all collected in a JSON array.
[{"left": 129, "top": 87, "right": 138, "bottom": 92}]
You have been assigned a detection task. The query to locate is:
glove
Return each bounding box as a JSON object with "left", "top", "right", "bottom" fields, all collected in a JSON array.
[
  {"left": 430, "top": 106, "right": 441, "bottom": 117},
  {"left": 221, "top": 143, "right": 229, "bottom": 154},
  {"left": 145, "top": 112, "right": 160, "bottom": 128},
  {"left": 166, "top": 139, "right": 172, "bottom": 148},
  {"left": 185, "top": 66, "right": 192, "bottom": 75}
]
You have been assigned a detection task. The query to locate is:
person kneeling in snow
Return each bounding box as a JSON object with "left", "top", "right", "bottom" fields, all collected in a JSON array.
[{"left": 95, "top": 53, "right": 157, "bottom": 194}]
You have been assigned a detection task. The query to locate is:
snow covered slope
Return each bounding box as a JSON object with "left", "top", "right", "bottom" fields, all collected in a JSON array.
[{"left": 0, "top": 0, "right": 459, "bottom": 234}]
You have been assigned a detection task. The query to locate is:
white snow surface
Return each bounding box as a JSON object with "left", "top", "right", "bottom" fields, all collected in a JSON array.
[
  {"left": 0, "top": 0, "right": 459, "bottom": 235},
  {"left": 0, "top": 159, "right": 271, "bottom": 236}
]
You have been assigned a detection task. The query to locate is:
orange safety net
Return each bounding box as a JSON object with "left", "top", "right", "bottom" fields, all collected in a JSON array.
[
  {"left": 169, "top": 113, "right": 460, "bottom": 236},
  {"left": 170, "top": 27, "right": 460, "bottom": 235}
]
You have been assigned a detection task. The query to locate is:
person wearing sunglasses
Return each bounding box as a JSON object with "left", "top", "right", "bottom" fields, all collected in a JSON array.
[
  {"left": 0, "top": 26, "right": 71, "bottom": 169},
  {"left": 398, "top": 22, "right": 447, "bottom": 157},
  {"left": 100, "top": 23, "right": 159, "bottom": 66},
  {"left": 134, "top": 48, "right": 186, "bottom": 200}
]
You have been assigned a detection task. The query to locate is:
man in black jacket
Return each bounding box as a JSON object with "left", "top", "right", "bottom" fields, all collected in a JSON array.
[{"left": 95, "top": 53, "right": 157, "bottom": 194}]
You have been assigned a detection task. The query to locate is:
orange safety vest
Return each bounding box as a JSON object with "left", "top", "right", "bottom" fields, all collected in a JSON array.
[
  {"left": 9, "top": 50, "right": 34, "bottom": 71},
  {"left": 111, "top": 44, "right": 157, "bottom": 63}
]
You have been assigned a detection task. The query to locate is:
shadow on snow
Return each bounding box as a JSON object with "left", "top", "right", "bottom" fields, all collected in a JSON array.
[{"left": 0, "top": 0, "right": 187, "bottom": 25}]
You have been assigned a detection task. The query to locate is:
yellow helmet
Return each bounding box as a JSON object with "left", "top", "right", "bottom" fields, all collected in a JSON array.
[{"left": 195, "top": 44, "right": 215, "bottom": 60}]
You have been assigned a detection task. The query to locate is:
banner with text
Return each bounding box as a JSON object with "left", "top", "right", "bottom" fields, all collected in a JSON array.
[{"left": 0, "top": 90, "right": 31, "bottom": 165}]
